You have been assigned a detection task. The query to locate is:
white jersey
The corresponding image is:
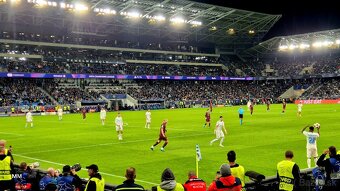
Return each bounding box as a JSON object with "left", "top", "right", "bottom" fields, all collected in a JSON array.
[
  {"left": 303, "top": 131, "right": 319, "bottom": 149},
  {"left": 100, "top": 110, "right": 106, "bottom": 119},
  {"left": 297, "top": 104, "right": 303, "bottom": 112},
  {"left": 115, "top": 116, "right": 123, "bottom": 131},
  {"left": 115, "top": 116, "right": 123, "bottom": 126},
  {"left": 26, "top": 112, "right": 33, "bottom": 122},
  {"left": 215, "top": 120, "right": 225, "bottom": 138},
  {"left": 57, "top": 108, "right": 63, "bottom": 116},
  {"left": 145, "top": 111, "right": 151, "bottom": 122}
]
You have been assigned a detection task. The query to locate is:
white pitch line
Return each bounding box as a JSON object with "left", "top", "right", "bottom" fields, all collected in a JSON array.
[
  {"left": 19, "top": 132, "right": 211, "bottom": 155},
  {"left": 13, "top": 154, "right": 158, "bottom": 185},
  {"left": 0, "top": 131, "right": 24, "bottom": 136}
]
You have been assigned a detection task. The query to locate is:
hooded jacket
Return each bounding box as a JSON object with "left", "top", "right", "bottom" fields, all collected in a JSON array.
[
  {"left": 152, "top": 168, "right": 184, "bottom": 191},
  {"left": 208, "top": 175, "right": 242, "bottom": 191}
]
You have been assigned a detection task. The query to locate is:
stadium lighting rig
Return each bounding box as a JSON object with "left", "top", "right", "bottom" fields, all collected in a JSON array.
[
  {"left": 0, "top": 0, "right": 204, "bottom": 27},
  {"left": 279, "top": 38, "right": 340, "bottom": 51}
]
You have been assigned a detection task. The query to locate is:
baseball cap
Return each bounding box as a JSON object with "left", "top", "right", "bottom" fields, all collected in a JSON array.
[
  {"left": 86, "top": 164, "right": 99, "bottom": 172},
  {"left": 220, "top": 164, "right": 231, "bottom": 176}
]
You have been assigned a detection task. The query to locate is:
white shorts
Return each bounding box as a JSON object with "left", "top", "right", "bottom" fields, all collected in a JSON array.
[
  {"left": 26, "top": 120, "right": 32, "bottom": 123},
  {"left": 116, "top": 125, "right": 123, "bottom": 131},
  {"left": 58, "top": 113, "right": 63, "bottom": 116},
  {"left": 100, "top": 117, "right": 106, "bottom": 120},
  {"left": 298, "top": 109, "right": 302, "bottom": 112},
  {"left": 146, "top": 119, "right": 151, "bottom": 123},
  {"left": 307, "top": 147, "right": 318, "bottom": 158},
  {"left": 215, "top": 130, "right": 225, "bottom": 139}
]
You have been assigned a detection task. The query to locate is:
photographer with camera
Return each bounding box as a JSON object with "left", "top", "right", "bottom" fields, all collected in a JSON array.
[
  {"left": 13, "top": 162, "right": 39, "bottom": 191},
  {"left": 57, "top": 164, "right": 83, "bottom": 191}
]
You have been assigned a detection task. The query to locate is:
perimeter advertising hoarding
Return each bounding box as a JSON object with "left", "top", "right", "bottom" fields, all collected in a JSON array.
[
  {"left": 295, "top": 99, "right": 340, "bottom": 104},
  {"left": 0, "top": 72, "right": 254, "bottom": 81}
]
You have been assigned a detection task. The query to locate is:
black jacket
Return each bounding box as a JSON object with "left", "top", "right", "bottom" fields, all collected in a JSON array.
[{"left": 114, "top": 179, "right": 144, "bottom": 191}]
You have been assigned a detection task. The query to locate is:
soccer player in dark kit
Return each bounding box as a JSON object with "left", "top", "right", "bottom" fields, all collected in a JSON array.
[{"left": 150, "top": 119, "right": 168, "bottom": 152}]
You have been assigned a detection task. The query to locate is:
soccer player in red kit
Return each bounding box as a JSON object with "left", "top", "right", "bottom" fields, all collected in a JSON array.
[
  {"left": 203, "top": 109, "right": 211, "bottom": 128},
  {"left": 150, "top": 119, "right": 168, "bottom": 152},
  {"left": 249, "top": 101, "right": 254, "bottom": 116},
  {"left": 82, "top": 107, "right": 87, "bottom": 120},
  {"left": 282, "top": 99, "right": 287, "bottom": 114}
]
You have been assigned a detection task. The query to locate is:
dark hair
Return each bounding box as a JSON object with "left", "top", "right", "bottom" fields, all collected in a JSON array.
[
  {"left": 125, "top": 167, "right": 136, "bottom": 180},
  {"left": 219, "top": 116, "right": 223, "bottom": 118},
  {"left": 329, "top": 146, "right": 337, "bottom": 157},
  {"left": 227, "top": 150, "right": 236, "bottom": 162},
  {"left": 285, "top": 150, "right": 294, "bottom": 158},
  {"left": 309, "top": 126, "right": 314, "bottom": 131}
]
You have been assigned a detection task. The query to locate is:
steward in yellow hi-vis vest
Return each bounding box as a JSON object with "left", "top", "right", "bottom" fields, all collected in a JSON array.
[
  {"left": 84, "top": 164, "right": 105, "bottom": 191},
  {"left": 277, "top": 150, "right": 300, "bottom": 191},
  {"left": 0, "top": 139, "right": 14, "bottom": 191}
]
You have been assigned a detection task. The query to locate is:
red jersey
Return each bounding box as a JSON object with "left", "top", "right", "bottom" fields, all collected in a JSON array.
[
  {"left": 159, "top": 122, "right": 167, "bottom": 139},
  {"left": 205, "top": 111, "right": 211, "bottom": 121}
]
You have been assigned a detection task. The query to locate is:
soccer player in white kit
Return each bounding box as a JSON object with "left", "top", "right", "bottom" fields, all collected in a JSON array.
[
  {"left": 25, "top": 110, "right": 33, "bottom": 128},
  {"left": 301, "top": 124, "right": 320, "bottom": 168},
  {"left": 210, "top": 116, "right": 227, "bottom": 147},
  {"left": 57, "top": 107, "right": 63, "bottom": 121},
  {"left": 297, "top": 101, "right": 303, "bottom": 117},
  {"left": 145, "top": 109, "right": 151, "bottom": 129},
  {"left": 100, "top": 107, "right": 107, "bottom": 126},
  {"left": 115, "top": 112, "right": 124, "bottom": 140}
]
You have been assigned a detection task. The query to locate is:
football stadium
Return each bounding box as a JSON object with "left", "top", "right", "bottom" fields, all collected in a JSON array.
[{"left": 0, "top": 0, "right": 339, "bottom": 191}]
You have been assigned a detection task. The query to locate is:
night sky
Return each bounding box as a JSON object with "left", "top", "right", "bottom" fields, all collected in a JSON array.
[{"left": 195, "top": 0, "right": 340, "bottom": 40}]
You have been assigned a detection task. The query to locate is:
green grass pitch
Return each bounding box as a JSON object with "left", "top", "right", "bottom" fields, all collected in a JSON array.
[{"left": 0, "top": 104, "right": 339, "bottom": 188}]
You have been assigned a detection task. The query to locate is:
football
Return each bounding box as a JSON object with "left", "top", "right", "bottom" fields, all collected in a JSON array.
[{"left": 313, "top": 123, "right": 320, "bottom": 128}]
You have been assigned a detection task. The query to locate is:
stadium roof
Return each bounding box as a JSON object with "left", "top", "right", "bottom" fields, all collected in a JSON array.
[
  {"left": 0, "top": 0, "right": 281, "bottom": 53},
  {"left": 242, "top": 28, "right": 340, "bottom": 57}
]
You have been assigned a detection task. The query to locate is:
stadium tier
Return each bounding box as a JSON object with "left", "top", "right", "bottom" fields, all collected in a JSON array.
[{"left": 1, "top": 0, "right": 340, "bottom": 191}]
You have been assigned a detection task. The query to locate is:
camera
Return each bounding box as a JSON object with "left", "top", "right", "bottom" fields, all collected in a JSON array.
[
  {"left": 29, "top": 162, "right": 40, "bottom": 169},
  {"left": 71, "top": 163, "right": 81, "bottom": 172}
]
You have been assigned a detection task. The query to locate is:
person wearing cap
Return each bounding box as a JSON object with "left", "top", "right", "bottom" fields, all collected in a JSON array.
[
  {"left": 0, "top": 139, "right": 14, "bottom": 191},
  {"left": 152, "top": 168, "right": 184, "bottom": 191},
  {"left": 183, "top": 171, "right": 206, "bottom": 191},
  {"left": 85, "top": 164, "right": 105, "bottom": 191},
  {"left": 208, "top": 164, "right": 242, "bottom": 191},
  {"left": 227, "top": 150, "right": 245, "bottom": 188},
  {"left": 114, "top": 167, "right": 144, "bottom": 191},
  {"left": 277, "top": 150, "right": 300, "bottom": 191},
  {"left": 57, "top": 165, "right": 82, "bottom": 191}
]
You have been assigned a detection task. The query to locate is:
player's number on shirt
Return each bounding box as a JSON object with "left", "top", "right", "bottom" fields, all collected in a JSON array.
[{"left": 308, "top": 137, "right": 316, "bottom": 144}]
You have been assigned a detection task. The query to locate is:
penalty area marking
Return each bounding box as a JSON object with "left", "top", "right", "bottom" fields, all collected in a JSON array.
[
  {"left": 19, "top": 132, "right": 211, "bottom": 155},
  {"left": 13, "top": 153, "right": 158, "bottom": 185}
]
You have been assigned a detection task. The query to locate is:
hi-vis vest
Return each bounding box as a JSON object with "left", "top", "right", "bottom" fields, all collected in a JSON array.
[
  {"left": 85, "top": 177, "right": 105, "bottom": 191},
  {"left": 0, "top": 149, "right": 12, "bottom": 181},
  {"left": 157, "top": 183, "right": 184, "bottom": 191},
  {"left": 277, "top": 160, "right": 295, "bottom": 191}
]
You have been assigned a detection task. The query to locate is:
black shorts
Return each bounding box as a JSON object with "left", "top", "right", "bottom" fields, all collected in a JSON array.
[{"left": 239, "top": 114, "right": 243, "bottom": 119}]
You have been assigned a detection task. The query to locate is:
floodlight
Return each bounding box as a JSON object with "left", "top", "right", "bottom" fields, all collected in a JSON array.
[
  {"left": 209, "top": 26, "right": 217, "bottom": 31},
  {"left": 335, "top": 39, "right": 340, "bottom": 44},
  {"left": 299, "top": 43, "right": 310, "bottom": 49},
  {"left": 170, "top": 17, "right": 186, "bottom": 24},
  {"left": 189, "top": 20, "right": 202, "bottom": 26},
  {"left": 154, "top": 15, "right": 165, "bottom": 21},
  {"left": 227, "top": 28, "right": 235, "bottom": 35},
  {"left": 74, "top": 3, "right": 88, "bottom": 11}
]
